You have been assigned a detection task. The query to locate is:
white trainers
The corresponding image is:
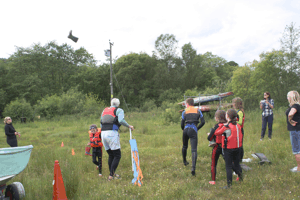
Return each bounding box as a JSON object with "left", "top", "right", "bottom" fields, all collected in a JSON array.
[
  {"left": 290, "top": 166, "right": 300, "bottom": 172},
  {"left": 242, "top": 158, "right": 252, "bottom": 163}
]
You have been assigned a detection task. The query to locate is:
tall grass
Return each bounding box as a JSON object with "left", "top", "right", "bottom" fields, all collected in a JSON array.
[{"left": 1, "top": 108, "right": 299, "bottom": 199}]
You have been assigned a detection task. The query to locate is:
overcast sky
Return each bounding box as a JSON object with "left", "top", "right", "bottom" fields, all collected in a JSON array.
[{"left": 1, "top": 0, "right": 300, "bottom": 66}]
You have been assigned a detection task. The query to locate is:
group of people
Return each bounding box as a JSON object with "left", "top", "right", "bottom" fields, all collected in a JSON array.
[
  {"left": 181, "top": 97, "right": 243, "bottom": 189},
  {"left": 86, "top": 98, "right": 134, "bottom": 181},
  {"left": 3, "top": 91, "right": 300, "bottom": 185},
  {"left": 180, "top": 91, "right": 300, "bottom": 188}
]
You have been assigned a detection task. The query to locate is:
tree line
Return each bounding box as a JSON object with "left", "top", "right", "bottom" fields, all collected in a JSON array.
[{"left": 0, "top": 22, "right": 299, "bottom": 119}]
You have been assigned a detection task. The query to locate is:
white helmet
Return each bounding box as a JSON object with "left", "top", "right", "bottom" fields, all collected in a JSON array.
[{"left": 111, "top": 98, "right": 120, "bottom": 107}]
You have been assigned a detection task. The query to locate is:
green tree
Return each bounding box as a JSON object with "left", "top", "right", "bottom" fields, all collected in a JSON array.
[
  {"left": 228, "top": 66, "right": 252, "bottom": 108},
  {"left": 114, "top": 53, "right": 157, "bottom": 107},
  {"left": 153, "top": 34, "right": 179, "bottom": 69},
  {"left": 280, "top": 22, "right": 300, "bottom": 72}
]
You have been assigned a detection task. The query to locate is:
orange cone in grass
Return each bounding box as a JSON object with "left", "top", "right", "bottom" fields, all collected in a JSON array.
[
  {"left": 72, "top": 149, "right": 75, "bottom": 156},
  {"left": 53, "top": 160, "right": 68, "bottom": 200},
  {"left": 61, "top": 142, "right": 64, "bottom": 147}
]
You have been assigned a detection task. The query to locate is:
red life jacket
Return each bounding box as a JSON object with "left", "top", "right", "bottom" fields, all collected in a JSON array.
[
  {"left": 215, "top": 123, "right": 243, "bottom": 149},
  {"left": 237, "top": 110, "right": 245, "bottom": 128},
  {"left": 101, "top": 107, "right": 121, "bottom": 131},
  {"left": 89, "top": 128, "right": 103, "bottom": 148},
  {"left": 214, "top": 123, "right": 224, "bottom": 144}
]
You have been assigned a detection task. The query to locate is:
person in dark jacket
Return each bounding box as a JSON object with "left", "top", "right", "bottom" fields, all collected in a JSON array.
[
  {"left": 181, "top": 98, "right": 205, "bottom": 176},
  {"left": 4, "top": 117, "right": 20, "bottom": 147}
]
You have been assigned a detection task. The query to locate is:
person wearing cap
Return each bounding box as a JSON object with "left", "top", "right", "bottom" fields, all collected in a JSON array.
[
  {"left": 4, "top": 117, "right": 20, "bottom": 147},
  {"left": 100, "top": 98, "right": 134, "bottom": 181},
  {"left": 87, "top": 124, "right": 103, "bottom": 176}
]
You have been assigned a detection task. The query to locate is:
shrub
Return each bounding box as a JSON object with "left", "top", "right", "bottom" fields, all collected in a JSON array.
[
  {"left": 58, "top": 88, "right": 85, "bottom": 115},
  {"left": 81, "top": 94, "right": 106, "bottom": 117},
  {"left": 140, "top": 99, "right": 157, "bottom": 112},
  {"left": 161, "top": 102, "right": 182, "bottom": 124},
  {"left": 3, "top": 98, "right": 33, "bottom": 121},
  {"left": 157, "top": 88, "right": 183, "bottom": 106},
  {"left": 35, "top": 94, "right": 61, "bottom": 119}
]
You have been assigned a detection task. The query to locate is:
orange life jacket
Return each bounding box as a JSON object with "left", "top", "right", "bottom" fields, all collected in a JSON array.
[
  {"left": 183, "top": 106, "right": 200, "bottom": 125},
  {"left": 89, "top": 128, "right": 103, "bottom": 148}
]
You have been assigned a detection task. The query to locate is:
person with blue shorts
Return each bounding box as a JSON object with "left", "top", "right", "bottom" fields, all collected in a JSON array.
[{"left": 286, "top": 91, "right": 300, "bottom": 172}]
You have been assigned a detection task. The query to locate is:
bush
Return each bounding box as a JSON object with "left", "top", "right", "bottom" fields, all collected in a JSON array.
[
  {"left": 3, "top": 98, "right": 33, "bottom": 121},
  {"left": 157, "top": 88, "right": 183, "bottom": 106},
  {"left": 81, "top": 94, "right": 106, "bottom": 117},
  {"left": 35, "top": 89, "right": 107, "bottom": 119},
  {"left": 161, "top": 102, "right": 182, "bottom": 124},
  {"left": 35, "top": 94, "right": 61, "bottom": 119},
  {"left": 58, "top": 88, "right": 85, "bottom": 115},
  {"left": 140, "top": 99, "right": 157, "bottom": 112}
]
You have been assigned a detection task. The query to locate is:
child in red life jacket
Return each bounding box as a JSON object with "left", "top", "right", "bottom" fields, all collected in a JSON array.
[
  {"left": 207, "top": 110, "right": 227, "bottom": 185},
  {"left": 87, "top": 124, "right": 103, "bottom": 177},
  {"left": 214, "top": 109, "right": 243, "bottom": 189}
]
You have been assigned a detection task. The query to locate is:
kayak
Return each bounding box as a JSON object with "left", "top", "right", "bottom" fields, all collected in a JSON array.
[{"left": 178, "top": 92, "right": 234, "bottom": 106}]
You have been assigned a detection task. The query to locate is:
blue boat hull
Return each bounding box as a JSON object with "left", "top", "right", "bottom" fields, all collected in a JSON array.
[{"left": 0, "top": 145, "right": 33, "bottom": 185}]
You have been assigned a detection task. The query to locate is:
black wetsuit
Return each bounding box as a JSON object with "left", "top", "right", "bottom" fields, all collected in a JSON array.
[
  {"left": 181, "top": 107, "right": 205, "bottom": 174},
  {"left": 5, "top": 123, "right": 18, "bottom": 147}
]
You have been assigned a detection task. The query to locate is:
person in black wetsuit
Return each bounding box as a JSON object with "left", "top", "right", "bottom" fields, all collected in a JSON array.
[
  {"left": 4, "top": 117, "right": 20, "bottom": 147},
  {"left": 181, "top": 98, "right": 205, "bottom": 176}
]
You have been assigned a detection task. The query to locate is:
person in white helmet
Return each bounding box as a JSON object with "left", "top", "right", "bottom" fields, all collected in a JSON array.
[{"left": 100, "top": 98, "right": 134, "bottom": 181}]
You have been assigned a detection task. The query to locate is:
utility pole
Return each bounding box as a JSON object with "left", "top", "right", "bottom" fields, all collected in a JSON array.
[
  {"left": 109, "top": 40, "right": 113, "bottom": 100},
  {"left": 105, "top": 40, "right": 114, "bottom": 100}
]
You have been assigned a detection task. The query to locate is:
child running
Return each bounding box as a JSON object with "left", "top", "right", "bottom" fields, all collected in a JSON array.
[
  {"left": 207, "top": 110, "right": 227, "bottom": 185},
  {"left": 87, "top": 124, "right": 103, "bottom": 177},
  {"left": 214, "top": 109, "right": 243, "bottom": 189},
  {"left": 232, "top": 97, "right": 245, "bottom": 162}
]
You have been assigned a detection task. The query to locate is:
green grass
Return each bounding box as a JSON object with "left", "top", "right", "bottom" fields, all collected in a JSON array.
[{"left": 1, "top": 109, "right": 300, "bottom": 199}]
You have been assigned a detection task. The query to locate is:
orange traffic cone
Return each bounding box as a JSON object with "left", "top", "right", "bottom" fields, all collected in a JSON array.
[
  {"left": 61, "top": 142, "right": 64, "bottom": 147},
  {"left": 72, "top": 149, "right": 75, "bottom": 156},
  {"left": 53, "top": 160, "right": 68, "bottom": 200}
]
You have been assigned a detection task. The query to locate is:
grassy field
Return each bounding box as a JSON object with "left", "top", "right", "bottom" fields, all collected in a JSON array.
[{"left": 1, "top": 108, "right": 300, "bottom": 199}]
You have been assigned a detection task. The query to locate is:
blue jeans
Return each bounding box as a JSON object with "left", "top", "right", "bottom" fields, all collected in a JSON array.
[
  {"left": 290, "top": 131, "right": 300, "bottom": 154},
  {"left": 261, "top": 114, "right": 273, "bottom": 139}
]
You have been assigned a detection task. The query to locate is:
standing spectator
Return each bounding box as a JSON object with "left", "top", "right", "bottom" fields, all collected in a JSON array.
[
  {"left": 181, "top": 98, "right": 205, "bottom": 176},
  {"left": 286, "top": 91, "right": 300, "bottom": 172},
  {"left": 260, "top": 92, "right": 274, "bottom": 140},
  {"left": 100, "top": 98, "right": 134, "bottom": 181},
  {"left": 4, "top": 117, "right": 20, "bottom": 147}
]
